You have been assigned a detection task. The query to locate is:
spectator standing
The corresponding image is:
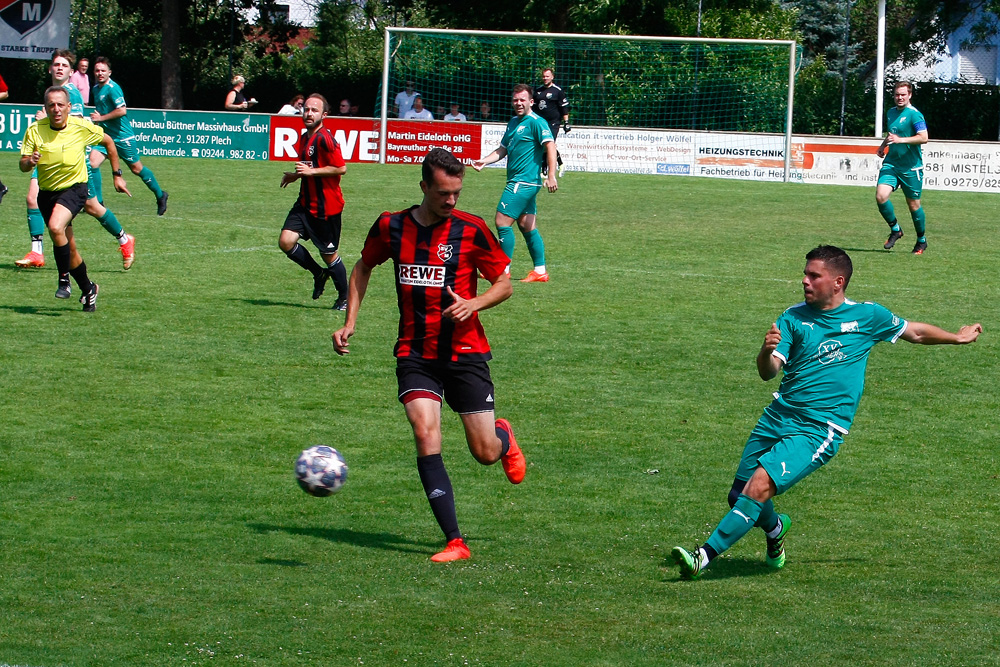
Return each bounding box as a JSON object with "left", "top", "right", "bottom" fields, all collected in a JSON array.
[
  {"left": 394, "top": 80, "right": 419, "bottom": 117},
  {"left": 69, "top": 57, "right": 90, "bottom": 104},
  {"left": 225, "top": 75, "right": 256, "bottom": 111}
]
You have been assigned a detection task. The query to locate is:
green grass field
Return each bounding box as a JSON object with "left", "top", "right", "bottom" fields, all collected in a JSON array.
[{"left": 1, "top": 157, "right": 997, "bottom": 666}]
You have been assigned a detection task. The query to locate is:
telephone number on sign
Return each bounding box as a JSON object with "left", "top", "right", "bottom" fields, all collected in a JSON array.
[
  {"left": 942, "top": 177, "right": 1000, "bottom": 188},
  {"left": 229, "top": 150, "right": 265, "bottom": 160}
]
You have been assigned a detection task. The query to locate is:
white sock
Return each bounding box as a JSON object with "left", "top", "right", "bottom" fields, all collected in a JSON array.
[
  {"left": 534, "top": 265, "right": 546, "bottom": 274},
  {"left": 31, "top": 239, "right": 43, "bottom": 254},
  {"left": 765, "top": 517, "right": 784, "bottom": 539},
  {"left": 696, "top": 548, "right": 709, "bottom": 568}
]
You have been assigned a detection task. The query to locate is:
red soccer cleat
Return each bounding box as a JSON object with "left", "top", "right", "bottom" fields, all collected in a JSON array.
[
  {"left": 120, "top": 234, "right": 136, "bottom": 270},
  {"left": 520, "top": 270, "right": 549, "bottom": 283},
  {"left": 431, "top": 538, "right": 471, "bottom": 563},
  {"left": 496, "top": 418, "right": 525, "bottom": 484},
  {"left": 15, "top": 251, "right": 44, "bottom": 268}
]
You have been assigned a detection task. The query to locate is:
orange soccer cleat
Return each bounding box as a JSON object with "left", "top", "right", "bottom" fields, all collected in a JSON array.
[
  {"left": 15, "top": 251, "right": 45, "bottom": 268},
  {"left": 120, "top": 234, "right": 136, "bottom": 270},
  {"left": 496, "top": 418, "right": 526, "bottom": 484},
  {"left": 431, "top": 538, "right": 471, "bottom": 563},
  {"left": 520, "top": 270, "right": 549, "bottom": 283}
]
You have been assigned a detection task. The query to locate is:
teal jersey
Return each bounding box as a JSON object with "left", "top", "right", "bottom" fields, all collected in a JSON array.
[
  {"left": 771, "top": 299, "right": 907, "bottom": 432},
  {"left": 884, "top": 104, "right": 926, "bottom": 171},
  {"left": 63, "top": 82, "right": 85, "bottom": 117},
  {"left": 500, "top": 111, "right": 553, "bottom": 186},
  {"left": 92, "top": 79, "right": 135, "bottom": 140}
]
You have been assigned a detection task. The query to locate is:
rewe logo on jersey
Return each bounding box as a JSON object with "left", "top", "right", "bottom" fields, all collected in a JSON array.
[
  {"left": 0, "top": 0, "right": 54, "bottom": 36},
  {"left": 399, "top": 263, "right": 446, "bottom": 287}
]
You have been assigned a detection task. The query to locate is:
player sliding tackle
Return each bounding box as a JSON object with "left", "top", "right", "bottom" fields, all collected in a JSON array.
[{"left": 672, "top": 245, "right": 981, "bottom": 580}]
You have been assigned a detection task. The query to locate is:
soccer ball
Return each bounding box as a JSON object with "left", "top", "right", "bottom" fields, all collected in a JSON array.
[{"left": 295, "top": 445, "right": 348, "bottom": 497}]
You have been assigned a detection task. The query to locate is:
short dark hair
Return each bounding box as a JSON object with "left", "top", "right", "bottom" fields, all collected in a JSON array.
[
  {"left": 806, "top": 245, "right": 853, "bottom": 289},
  {"left": 512, "top": 83, "right": 532, "bottom": 96},
  {"left": 306, "top": 93, "right": 329, "bottom": 113},
  {"left": 52, "top": 49, "right": 75, "bottom": 67},
  {"left": 422, "top": 148, "right": 465, "bottom": 184},
  {"left": 894, "top": 80, "right": 913, "bottom": 94},
  {"left": 94, "top": 56, "right": 111, "bottom": 69}
]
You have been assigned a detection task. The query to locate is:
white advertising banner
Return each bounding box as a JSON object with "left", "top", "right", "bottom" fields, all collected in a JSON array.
[{"left": 0, "top": 0, "right": 70, "bottom": 60}]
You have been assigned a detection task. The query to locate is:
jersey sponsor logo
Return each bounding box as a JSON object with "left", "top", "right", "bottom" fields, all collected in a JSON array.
[
  {"left": 840, "top": 321, "right": 859, "bottom": 333},
  {"left": 436, "top": 243, "right": 453, "bottom": 261},
  {"left": 399, "top": 263, "right": 446, "bottom": 287},
  {"left": 817, "top": 339, "right": 846, "bottom": 365}
]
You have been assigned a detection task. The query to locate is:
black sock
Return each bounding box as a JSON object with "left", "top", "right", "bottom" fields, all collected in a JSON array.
[
  {"left": 69, "top": 261, "right": 93, "bottom": 294},
  {"left": 416, "top": 454, "right": 461, "bottom": 541},
  {"left": 285, "top": 243, "right": 323, "bottom": 275},
  {"left": 495, "top": 424, "right": 510, "bottom": 457},
  {"left": 328, "top": 256, "right": 348, "bottom": 298},
  {"left": 703, "top": 544, "right": 718, "bottom": 562},
  {"left": 54, "top": 243, "right": 71, "bottom": 275}
]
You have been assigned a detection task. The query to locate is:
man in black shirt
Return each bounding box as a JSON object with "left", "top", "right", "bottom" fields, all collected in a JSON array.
[{"left": 533, "top": 68, "right": 570, "bottom": 176}]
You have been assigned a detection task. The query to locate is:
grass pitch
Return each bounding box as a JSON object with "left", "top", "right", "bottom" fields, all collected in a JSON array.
[{"left": 1, "top": 158, "right": 997, "bottom": 666}]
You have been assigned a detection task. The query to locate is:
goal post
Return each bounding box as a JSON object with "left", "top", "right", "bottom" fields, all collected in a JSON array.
[{"left": 378, "top": 27, "right": 800, "bottom": 181}]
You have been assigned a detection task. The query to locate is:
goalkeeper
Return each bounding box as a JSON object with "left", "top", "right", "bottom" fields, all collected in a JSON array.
[{"left": 533, "top": 68, "right": 570, "bottom": 177}]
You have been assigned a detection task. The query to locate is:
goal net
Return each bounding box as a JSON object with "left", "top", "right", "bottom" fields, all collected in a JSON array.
[{"left": 378, "top": 28, "right": 800, "bottom": 180}]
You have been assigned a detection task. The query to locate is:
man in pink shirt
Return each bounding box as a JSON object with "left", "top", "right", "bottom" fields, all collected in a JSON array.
[{"left": 69, "top": 57, "right": 90, "bottom": 104}]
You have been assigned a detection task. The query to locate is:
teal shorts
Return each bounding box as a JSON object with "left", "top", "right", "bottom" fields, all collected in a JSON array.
[
  {"left": 734, "top": 403, "right": 845, "bottom": 495},
  {"left": 496, "top": 181, "right": 540, "bottom": 220},
  {"left": 92, "top": 137, "right": 140, "bottom": 165},
  {"left": 878, "top": 165, "right": 923, "bottom": 200}
]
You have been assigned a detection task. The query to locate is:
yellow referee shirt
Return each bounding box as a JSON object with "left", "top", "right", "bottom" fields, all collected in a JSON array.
[{"left": 21, "top": 116, "right": 105, "bottom": 191}]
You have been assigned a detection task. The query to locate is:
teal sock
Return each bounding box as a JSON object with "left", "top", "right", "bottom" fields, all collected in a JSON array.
[
  {"left": 877, "top": 200, "right": 897, "bottom": 228},
  {"left": 705, "top": 494, "right": 763, "bottom": 557},
  {"left": 521, "top": 228, "right": 546, "bottom": 269},
  {"left": 497, "top": 226, "right": 515, "bottom": 259},
  {"left": 756, "top": 499, "right": 779, "bottom": 533},
  {"left": 139, "top": 166, "right": 164, "bottom": 198},
  {"left": 911, "top": 206, "right": 926, "bottom": 241},
  {"left": 91, "top": 164, "right": 104, "bottom": 204},
  {"left": 27, "top": 207, "right": 45, "bottom": 237},
  {"left": 98, "top": 209, "right": 124, "bottom": 238}
]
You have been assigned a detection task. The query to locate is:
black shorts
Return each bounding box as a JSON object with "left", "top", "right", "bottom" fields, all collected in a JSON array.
[
  {"left": 282, "top": 204, "right": 342, "bottom": 255},
  {"left": 38, "top": 183, "right": 88, "bottom": 223},
  {"left": 396, "top": 357, "right": 496, "bottom": 415},
  {"left": 546, "top": 119, "right": 561, "bottom": 140}
]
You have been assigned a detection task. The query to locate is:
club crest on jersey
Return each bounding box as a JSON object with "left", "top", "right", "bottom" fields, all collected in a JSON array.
[
  {"left": 436, "top": 244, "right": 453, "bottom": 261},
  {"left": 840, "top": 321, "right": 859, "bottom": 333},
  {"left": 817, "top": 339, "right": 846, "bottom": 365},
  {"left": 1, "top": 0, "right": 54, "bottom": 36},
  {"left": 399, "top": 263, "right": 446, "bottom": 287}
]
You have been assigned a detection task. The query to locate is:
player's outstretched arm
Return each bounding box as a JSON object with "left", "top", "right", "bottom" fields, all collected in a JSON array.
[
  {"left": 900, "top": 321, "right": 982, "bottom": 345},
  {"left": 332, "top": 259, "right": 374, "bottom": 355},
  {"left": 473, "top": 147, "right": 506, "bottom": 172},
  {"left": 757, "top": 322, "right": 784, "bottom": 380}
]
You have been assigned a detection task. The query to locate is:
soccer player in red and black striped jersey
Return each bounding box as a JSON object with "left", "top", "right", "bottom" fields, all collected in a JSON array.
[
  {"left": 279, "top": 94, "right": 350, "bottom": 309},
  {"left": 332, "top": 148, "right": 526, "bottom": 563}
]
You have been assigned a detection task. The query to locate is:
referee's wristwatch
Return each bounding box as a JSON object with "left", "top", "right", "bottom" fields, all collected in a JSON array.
[{"left": 112, "top": 169, "right": 123, "bottom": 176}]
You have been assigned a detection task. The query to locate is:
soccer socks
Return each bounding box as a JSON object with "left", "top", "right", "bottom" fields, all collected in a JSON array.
[
  {"left": 327, "top": 256, "right": 348, "bottom": 298},
  {"left": 68, "top": 260, "right": 93, "bottom": 295},
  {"left": 878, "top": 200, "right": 899, "bottom": 229},
  {"left": 495, "top": 423, "right": 511, "bottom": 458},
  {"left": 53, "top": 243, "right": 71, "bottom": 275},
  {"left": 285, "top": 243, "right": 323, "bottom": 274},
  {"left": 54, "top": 244, "right": 91, "bottom": 293},
  {"left": 28, "top": 207, "right": 45, "bottom": 237},
  {"left": 728, "top": 477, "right": 779, "bottom": 534},
  {"left": 497, "top": 226, "right": 515, "bottom": 259},
  {"left": 91, "top": 164, "right": 104, "bottom": 204},
  {"left": 911, "top": 206, "right": 927, "bottom": 242},
  {"left": 138, "top": 166, "right": 164, "bottom": 199},
  {"left": 97, "top": 209, "right": 124, "bottom": 238},
  {"left": 705, "top": 494, "right": 763, "bottom": 559},
  {"left": 417, "top": 453, "right": 461, "bottom": 541},
  {"left": 522, "top": 228, "right": 546, "bottom": 270}
]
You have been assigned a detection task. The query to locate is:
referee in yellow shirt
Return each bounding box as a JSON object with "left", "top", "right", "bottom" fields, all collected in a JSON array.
[{"left": 20, "top": 86, "right": 130, "bottom": 311}]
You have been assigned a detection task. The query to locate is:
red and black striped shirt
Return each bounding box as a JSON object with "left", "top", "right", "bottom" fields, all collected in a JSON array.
[
  {"left": 297, "top": 126, "right": 345, "bottom": 218},
  {"left": 360, "top": 206, "right": 510, "bottom": 361}
]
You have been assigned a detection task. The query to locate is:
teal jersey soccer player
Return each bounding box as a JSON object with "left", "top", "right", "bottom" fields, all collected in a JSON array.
[
  {"left": 15, "top": 49, "right": 137, "bottom": 282},
  {"left": 671, "top": 245, "right": 982, "bottom": 580},
  {"left": 876, "top": 81, "right": 929, "bottom": 254},
  {"left": 473, "top": 84, "right": 558, "bottom": 283},
  {"left": 89, "top": 57, "right": 169, "bottom": 216}
]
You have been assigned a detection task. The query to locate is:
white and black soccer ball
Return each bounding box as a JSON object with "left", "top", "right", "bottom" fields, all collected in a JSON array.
[{"left": 295, "top": 445, "right": 348, "bottom": 497}]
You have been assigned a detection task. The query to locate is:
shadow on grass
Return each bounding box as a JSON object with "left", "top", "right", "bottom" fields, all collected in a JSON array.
[
  {"left": 258, "top": 557, "right": 310, "bottom": 567},
  {"left": 248, "top": 522, "right": 438, "bottom": 556},
  {"left": 0, "top": 303, "right": 68, "bottom": 317},
  {"left": 237, "top": 298, "right": 329, "bottom": 310}
]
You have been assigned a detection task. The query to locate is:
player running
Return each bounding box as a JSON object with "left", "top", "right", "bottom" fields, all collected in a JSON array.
[
  {"left": 671, "top": 245, "right": 982, "bottom": 580},
  {"left": 333, "top": 148, "right": 526, "bottom": 563},
  {"left": 89, "top": 57, "right": 169, "bottom": 216},
  {"left": 15, "top": 50, "right": 136, "bottom": 286},
  {"left": 473, "top": 84, "right": 557, "bottom": 283},
  {"left": 876, "top": 81, "right": 929, "bottom": 254}
]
